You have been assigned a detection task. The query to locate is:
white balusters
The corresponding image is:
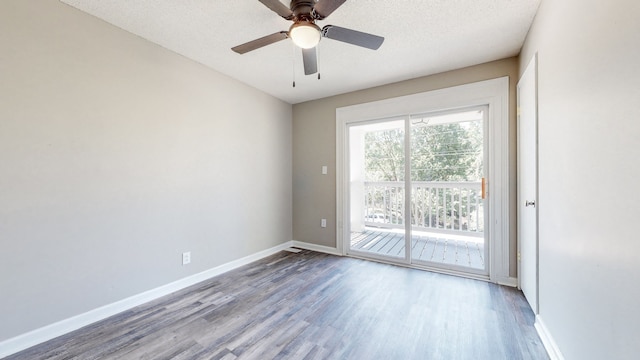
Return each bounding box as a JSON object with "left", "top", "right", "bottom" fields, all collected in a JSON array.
[{"left": 363, "top": 181, "right": 483, "bottom": 235}]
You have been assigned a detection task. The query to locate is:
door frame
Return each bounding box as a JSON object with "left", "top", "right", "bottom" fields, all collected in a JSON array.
[{"left": 336, "top": 77, "right": 514, "bottom": 285}]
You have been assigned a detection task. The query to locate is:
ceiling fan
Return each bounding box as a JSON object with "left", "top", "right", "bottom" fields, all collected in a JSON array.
[{"left": 231, "top": 0, "right": 384, "bottom": 76}]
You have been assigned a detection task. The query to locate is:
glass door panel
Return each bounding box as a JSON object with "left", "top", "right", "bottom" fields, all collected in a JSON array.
[
  {"left": 348, "top": 119, "right": 407, "bottom": 262},
  {"left": 409, "top": 108, "right": 487, "bottom": 273}
]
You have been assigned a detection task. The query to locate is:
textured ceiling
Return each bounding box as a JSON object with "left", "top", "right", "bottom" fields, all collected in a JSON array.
[{"left": 60, "top": 0, "right": 540, "bottom": 104}]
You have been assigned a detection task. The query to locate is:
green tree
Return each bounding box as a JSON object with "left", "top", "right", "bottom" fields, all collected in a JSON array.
[
  {"left": 364, "top": 121, "right": 482, "bottom": 182},
  {"left": 411, "top": 120, "right": 482, "bottom": 181},
  {"left": 363, "top": 120, "right": 483, "bottom": 231},
  {"left": 364, "top": 128, "right": 405, "bottom": 181}
]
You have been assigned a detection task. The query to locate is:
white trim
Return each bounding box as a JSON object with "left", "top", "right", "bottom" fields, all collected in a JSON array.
[
  {"left": 336, "top": 78, "right": 508, "bottom": 122},
  {"left": 535, "top": 316, "right": 565, "bottom": 360},
  {"left": 291, "top": 240, "right": 343, "bottom": 256},
  {"left": 336, "top": 77, "right": 511, "bottom": 283},
  {"left": 335, "top": 113, "right": 347, "bottom": 256},
  {"left": 0, "top": 241, "right": 294, "bottom": 359},
  {"left": 497, "top": 276, "right": 518, "bottom": 287},
  {"left": 487, "top": 77, "right": 512, "bottom": 285}
]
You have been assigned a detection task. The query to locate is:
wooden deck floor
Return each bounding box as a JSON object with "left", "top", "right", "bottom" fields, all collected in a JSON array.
[{"left": 351, "top": 228, "right": 485, "bottom": 270}]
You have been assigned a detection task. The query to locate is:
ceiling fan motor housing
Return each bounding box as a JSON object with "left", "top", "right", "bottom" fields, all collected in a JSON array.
[{"left": 290, "top": 0, "right": 316, "bottom": 19}]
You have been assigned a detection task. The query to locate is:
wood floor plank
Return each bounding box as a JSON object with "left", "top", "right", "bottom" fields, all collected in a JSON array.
[
  {"left": 365, "top": 231, "right": 396, "bottom": 252},
  {"left": 357, "top": 230, "right": 386, "bottom": 247},
  {"left": 376, "top": 233, "right": 401, "bottom": 255},
  {"left": 352, "top": 229, "right": 487, "bottom": 271},
  {"left": 5, "top": 250, "right": 548, "bottom": 360},
  {"left": 388, "top": 234, "right": 407, "bottom": 256}
]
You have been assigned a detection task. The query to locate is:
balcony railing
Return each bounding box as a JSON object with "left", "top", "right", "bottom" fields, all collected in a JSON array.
[{"left": 363, "top": 181, "right": 484, "bottom": 236}]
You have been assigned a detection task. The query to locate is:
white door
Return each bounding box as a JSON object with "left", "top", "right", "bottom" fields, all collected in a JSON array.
[{"left": 517, "top": 54, "right": 539, "bottom": 313}]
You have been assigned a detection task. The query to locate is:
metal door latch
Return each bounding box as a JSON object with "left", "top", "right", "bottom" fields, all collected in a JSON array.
[{"left": 525, "top": 200, "right": 536, "bottom": 207}]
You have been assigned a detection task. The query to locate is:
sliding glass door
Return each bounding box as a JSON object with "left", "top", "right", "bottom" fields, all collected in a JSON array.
[
  {"left": 408, "top": 108, "right": 487, "bottom": 273},
  {"left": 347, "top": 107, "right": 488, "bottom": 275},
  {"left": 348, "top": 117, "right": 409, "bottom": 263}
]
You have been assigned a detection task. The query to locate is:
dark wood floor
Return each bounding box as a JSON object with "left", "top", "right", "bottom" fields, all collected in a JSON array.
[
  {"left": 352, "top": 228, "right": 485, "bottom": 270},
  {"left": 5, "top": 250, "right": 548, "bottom": 360}
]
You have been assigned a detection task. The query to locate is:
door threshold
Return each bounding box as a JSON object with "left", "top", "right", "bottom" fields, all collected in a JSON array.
[{"left": 345, "top": 252, "right": 491, "bottom": 283}]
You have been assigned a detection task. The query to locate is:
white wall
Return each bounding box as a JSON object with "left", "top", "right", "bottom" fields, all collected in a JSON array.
[
  {"left": 0, "top": 0, "right": 292, "bottom": 342},
  {"left": 519, "top": 0, "right": 640, "bottom": 358}
]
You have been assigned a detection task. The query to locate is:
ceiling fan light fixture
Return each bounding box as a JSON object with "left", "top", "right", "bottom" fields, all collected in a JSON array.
[{"left": 289, "top": 22, "right": 321, "bottom": 49}]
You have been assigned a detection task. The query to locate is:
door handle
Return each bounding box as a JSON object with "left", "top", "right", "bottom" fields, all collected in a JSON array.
[{"left": 525, "top": 200, "right": 536, "bottom": 207}]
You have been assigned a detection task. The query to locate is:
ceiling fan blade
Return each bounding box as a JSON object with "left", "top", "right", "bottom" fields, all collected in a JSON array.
[
  {"left": 232, "top": 31, "right": 289, "bottom": 54},
  {"left": 321, "top": 25, "right": 384, "bottom": 50},
  {"left": 302, "top": 47, "right": 318, "bottom": 75},
  {"left": 258, "top": 0, "right": 294, "bottom": 20},
  {"left": 312, "top": 0, "right": 347, "bottom": 20}
]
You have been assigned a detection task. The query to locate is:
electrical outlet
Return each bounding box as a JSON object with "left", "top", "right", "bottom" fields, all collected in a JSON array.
[
  {"left": 182, "top": 251, "right": 191, "bottom": 265},
  {"left": 321, "top": 219, "right": 327, "bottom": 228}
]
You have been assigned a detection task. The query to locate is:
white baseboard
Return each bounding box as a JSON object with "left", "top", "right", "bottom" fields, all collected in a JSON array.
[
  {"left": 291, "top": 240, "right": 343, "bottom": 256},
  {"left": 535, "top": 315, "right": 565, "bottom": 360},
  {"left": 0, "top": 241, "right": 294, "bottom": 359}
]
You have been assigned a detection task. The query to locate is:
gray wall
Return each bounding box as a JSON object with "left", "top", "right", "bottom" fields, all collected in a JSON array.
[
  {"left": 292, "top": 58, "right": 520, "bottom": 276},
  {"left": 0, "top": 1, "right": 292, "bottom": 341},
  {"left": 519, "top": 0, "right": 640, "bottom": 358}
]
